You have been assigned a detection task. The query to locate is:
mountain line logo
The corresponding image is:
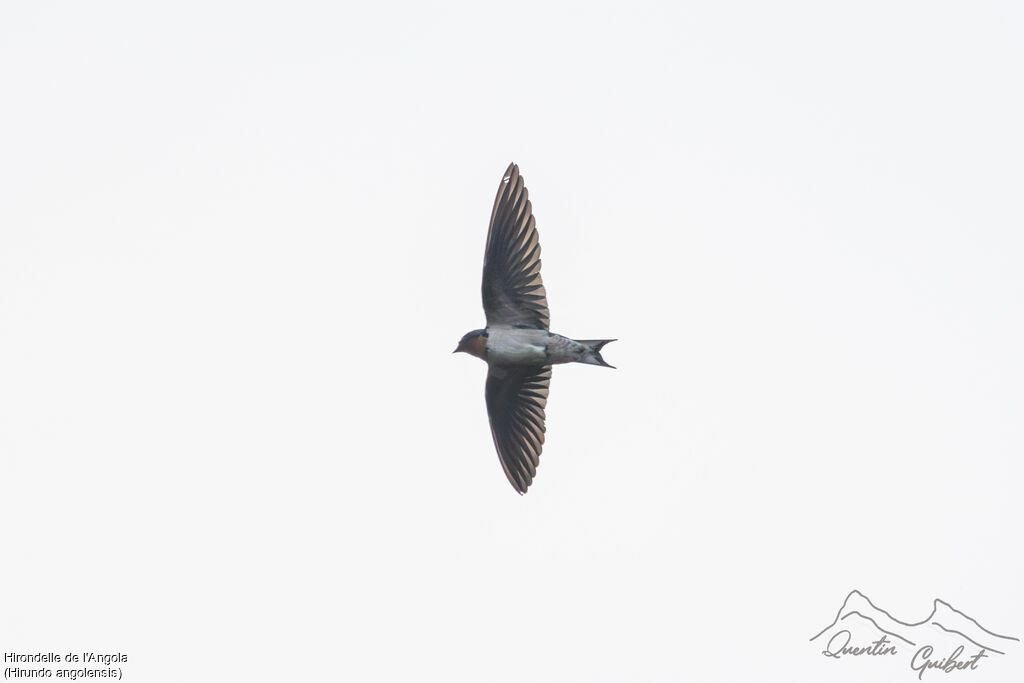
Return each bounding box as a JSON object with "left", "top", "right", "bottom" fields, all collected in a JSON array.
[{"left": 810, "top": 589, "right": 1020, "bottom": 679}]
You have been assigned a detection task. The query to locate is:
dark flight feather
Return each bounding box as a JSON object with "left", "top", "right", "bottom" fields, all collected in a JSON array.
[
  {"left": 481, "top": 163, "right": 550, "bottom": 330},
  {"left": 485, "top": 364, "right": 552, "bottom": 494}
]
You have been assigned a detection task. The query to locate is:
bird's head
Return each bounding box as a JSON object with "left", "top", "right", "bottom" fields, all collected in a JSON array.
[{"left": 454, "top": 328, "right": 488, "bottom": 359}]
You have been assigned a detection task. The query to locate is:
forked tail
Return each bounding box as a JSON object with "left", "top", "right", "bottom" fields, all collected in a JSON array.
[{"left": 576, "top": 339, "right": 617, "bottom": 368}]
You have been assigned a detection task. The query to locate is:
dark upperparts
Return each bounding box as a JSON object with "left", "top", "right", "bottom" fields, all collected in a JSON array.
[{"left": 460, "top": 328, "right": 488, "bottom": 343}]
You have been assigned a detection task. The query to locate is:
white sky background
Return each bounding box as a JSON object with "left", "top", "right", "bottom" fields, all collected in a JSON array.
[{"left": 2, "top": 1, "right": 1023, "bottom": 681}]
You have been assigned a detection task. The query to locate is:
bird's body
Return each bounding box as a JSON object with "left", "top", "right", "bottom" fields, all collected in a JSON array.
[
  {"left": 462, "top": 327, "right": 614, "bottom": 367},
  {"left": 486, "top": 327, "right": 549, "bottom": 364},
  {"left": 454, "top": 163, "right": 615, "bottom": 494}
]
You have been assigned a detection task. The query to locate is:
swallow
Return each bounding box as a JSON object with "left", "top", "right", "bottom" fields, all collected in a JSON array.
[{"left": 454, "top": 162, "right": 616, "bottom": 494}]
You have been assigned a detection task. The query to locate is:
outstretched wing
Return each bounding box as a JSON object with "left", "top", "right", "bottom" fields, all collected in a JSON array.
[
  {"left": 485, "top": 364, "right": 552, "bottom": 494},
  {"left": 481, "top": 163, "right": 550, "bottom": 330}
]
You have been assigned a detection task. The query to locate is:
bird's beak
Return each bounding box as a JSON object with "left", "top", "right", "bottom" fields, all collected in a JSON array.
[{"left": 452, "top": 346, "right": 461, "bottom": 354}]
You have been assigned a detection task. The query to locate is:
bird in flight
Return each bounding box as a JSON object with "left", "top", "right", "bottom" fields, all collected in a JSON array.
[{"left": 454, "top": 162, "right": 616, "bottom": 494}]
